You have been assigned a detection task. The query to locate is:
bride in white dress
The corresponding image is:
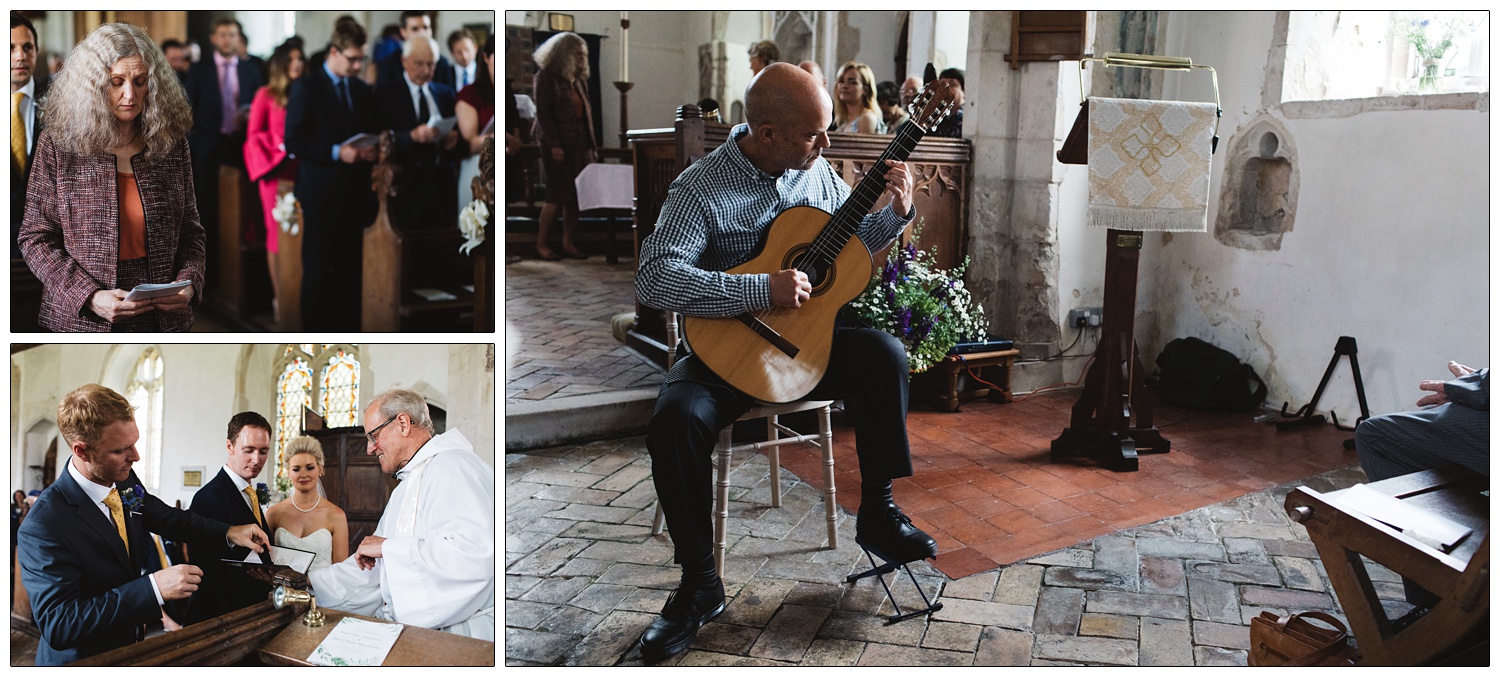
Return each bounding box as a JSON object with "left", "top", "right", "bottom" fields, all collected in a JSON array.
[{"left": 264, "top": 437, "right": 349, "bottom": 571}]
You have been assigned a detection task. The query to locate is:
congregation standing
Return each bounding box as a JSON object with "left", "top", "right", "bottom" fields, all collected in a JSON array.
[{"left": 11, "top": 10, "right": 497, "bottom": 332}]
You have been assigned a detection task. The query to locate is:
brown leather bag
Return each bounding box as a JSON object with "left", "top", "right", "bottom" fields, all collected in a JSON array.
[{"left": 1248, "top": 611, "right": 1360, "bottom": 666}]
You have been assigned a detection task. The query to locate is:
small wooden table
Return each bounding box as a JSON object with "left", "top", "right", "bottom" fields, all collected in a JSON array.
[
  {"left": 919, "top": 348, "right": 1020, "bottom": 411},
  {"left": 258, "top": 608, "right": 495, "bottom": 666}
]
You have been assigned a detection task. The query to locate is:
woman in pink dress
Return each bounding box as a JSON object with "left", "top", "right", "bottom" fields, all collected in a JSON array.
[{"left": 243, "top": 41, "right": 305, "bottom": 323}]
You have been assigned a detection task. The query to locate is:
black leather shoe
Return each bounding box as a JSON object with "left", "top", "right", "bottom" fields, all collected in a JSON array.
[
  {"left": 856, "top": 501, "right": 938, "bottom": 564},
  {"left": 638, "top": 581, "right": 726, "bottom": 663}
]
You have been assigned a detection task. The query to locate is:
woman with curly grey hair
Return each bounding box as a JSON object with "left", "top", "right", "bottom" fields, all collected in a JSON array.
[
  {"left": 18, "top": 22, "right": 205, "bottom": 332},
  {"left": 531, "top": 31, "right": 595, "bottom": 261}
]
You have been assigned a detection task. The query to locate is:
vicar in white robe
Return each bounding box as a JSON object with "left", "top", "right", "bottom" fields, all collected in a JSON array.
[{"left": 307, "top": 389, "right": 496, "bottom": 641}]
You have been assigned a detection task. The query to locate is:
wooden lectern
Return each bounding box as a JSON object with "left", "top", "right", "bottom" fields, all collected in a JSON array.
[{"left": 69, "top": 601, "right": 495, "bottom": 666}]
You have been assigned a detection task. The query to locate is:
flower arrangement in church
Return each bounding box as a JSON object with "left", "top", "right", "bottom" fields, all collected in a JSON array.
[
  {"left": 842, "top": 221, "right": 988, "bottom": 373},
  {"left": 272, "top": 192, "right": 300, "bottom": 236},
  {"left": 1396, "top": 12, "right": 1479, "bottom": 63},
  {"left": 458, "top": 199, "right": 490, "bottom": 255}
]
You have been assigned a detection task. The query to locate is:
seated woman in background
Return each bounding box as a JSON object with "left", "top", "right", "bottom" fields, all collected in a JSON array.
[
  {"left": 832, "top": 61, "right": 886, "bottom": 134},
  {"left": 244, "top": 41, "right": 306, "bottom": 325},
  {"left": 265, "top": 436, "right": 350, "bottom": 571},
  {"left": 19, "top": 22, "right": 204, "bottom": 332}
]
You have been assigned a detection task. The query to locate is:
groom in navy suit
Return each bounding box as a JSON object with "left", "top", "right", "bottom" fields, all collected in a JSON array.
[
  {"left": 186, "top": 411, "right": 275, "bottom": 625},
  {"left": 17, "top": 385, "right": 269, "bottom": 665}
]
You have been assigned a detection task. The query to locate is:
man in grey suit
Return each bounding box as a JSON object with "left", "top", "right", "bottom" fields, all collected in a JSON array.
[{"left": 1355, "top": 361, "right": 1489, "bottom": 481}]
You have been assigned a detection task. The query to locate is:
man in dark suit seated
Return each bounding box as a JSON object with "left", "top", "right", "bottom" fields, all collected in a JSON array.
[
  {"left": 17, "top": 385, "right": 269, "bottom": 665},
  {"left": 11, "top": 11, "right": 46, "bottom": 258},
  {"left": 374, "top": 11, "right": 455, "bottom": 92},
  {"left": 185, "top": 411, "right": 275, "bottom": 625},
  {"left": 376, "top": 34, "right": 462, "bottom": 230},
  {"left": 285, "top": 16, "right": 378, "bottom": 331},
  {"left": 183, "top": 17, "right": 264, "bottom": 276}
]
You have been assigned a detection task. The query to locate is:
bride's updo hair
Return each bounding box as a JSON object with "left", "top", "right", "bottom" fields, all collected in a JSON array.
[{"left": 283, "top": 436, "right": 325, "bottom": 469}]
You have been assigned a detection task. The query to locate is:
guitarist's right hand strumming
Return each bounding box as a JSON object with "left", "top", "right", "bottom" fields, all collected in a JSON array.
[{"left": 769, "top": 269, "right": 812, "bottom": 308}]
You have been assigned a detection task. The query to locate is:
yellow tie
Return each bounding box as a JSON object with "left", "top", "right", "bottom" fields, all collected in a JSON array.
[
  {"left": 103, "top": 488, "right": 131, "bottom": 557},
  {"left": 244, "top": 486, "right": 265, "bottom": 528},
  {"left": 152, "top": 534, "right": 171, "bottom": 569},
  {"left": 11, "top": 91, "right": 26, "bottom": 174}
]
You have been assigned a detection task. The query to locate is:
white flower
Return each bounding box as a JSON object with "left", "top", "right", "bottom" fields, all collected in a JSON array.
[
  {"left": 458, "top": 199, "right": 490, "bottom": 255},
  {"left": 272, "top": 192, "right": 300, "bottom": 236}
]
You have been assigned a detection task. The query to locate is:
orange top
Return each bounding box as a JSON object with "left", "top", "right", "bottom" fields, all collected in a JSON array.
[{"left": 117, "top": 172, "right": 147, "bottom": 261}]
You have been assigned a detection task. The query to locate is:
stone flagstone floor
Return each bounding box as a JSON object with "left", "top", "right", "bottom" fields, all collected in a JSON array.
[{"left": 505, "top": 436, "right": 1412, "bottom": 666}]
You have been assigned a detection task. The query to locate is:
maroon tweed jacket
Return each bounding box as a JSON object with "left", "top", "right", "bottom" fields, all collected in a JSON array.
[
  {"left": 531, "top": 69, "right": 596, "bottom": 154},
  {"left": 18, "top": 130, "right": 206, "bottom": 332}
]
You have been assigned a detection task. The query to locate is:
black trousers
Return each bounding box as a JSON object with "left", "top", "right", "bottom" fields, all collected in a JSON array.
[
  {"left": 647, "top": 327, "right": 914, "bottom": 569},
  {"left": 299, "top": 187, "right": 366, "bottom": 331}
]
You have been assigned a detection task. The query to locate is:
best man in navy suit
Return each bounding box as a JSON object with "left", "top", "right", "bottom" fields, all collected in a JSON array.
[
  {"left": 374, "top": 11, "right": 455, "bottom": 92},
  {"left": 184, "top": 18, "right": 263, "bottom": 285},
  {"left": 375, "top": 35, "right": 463, "bottom": 230},
  {"left": 185, "top": 411, "right": 275, "bottom": 625},
  {"left": 17, "top": 385, "right": 268, "bottom": 665},
  {"left": 285, "top": 17, "right": 378, "bottom": 331}
]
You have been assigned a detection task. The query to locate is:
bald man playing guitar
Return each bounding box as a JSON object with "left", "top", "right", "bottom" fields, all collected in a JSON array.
[{"left": 635, "top": 63, "right": 945, "bottom": 662}]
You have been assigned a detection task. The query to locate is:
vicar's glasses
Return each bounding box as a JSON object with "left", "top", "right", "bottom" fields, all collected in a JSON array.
[{"left": 365, "top": 415, "right": 399, "bottom": 445}]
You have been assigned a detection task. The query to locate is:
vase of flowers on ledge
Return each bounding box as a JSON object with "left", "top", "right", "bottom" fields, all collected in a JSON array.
[{"left": 1397, "top": 12, "right": 1479, "bottom": 95}]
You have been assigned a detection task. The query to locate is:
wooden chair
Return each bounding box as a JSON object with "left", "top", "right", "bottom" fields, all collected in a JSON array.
[
  {"left": 650, "top": 311, "right": 839, "bottom": 577},
  {"left": 1285, "top": 465, "right": 1489, "bottom": 665}
]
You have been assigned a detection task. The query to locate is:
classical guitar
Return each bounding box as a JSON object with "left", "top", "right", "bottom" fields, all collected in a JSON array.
[{"left": 683, "top": 81, "right": 958, "bottom": 403}]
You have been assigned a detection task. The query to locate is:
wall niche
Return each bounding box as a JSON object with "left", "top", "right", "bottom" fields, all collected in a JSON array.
[{"left": 1213, "top": 115, "right": 1300, "bottom": 251}]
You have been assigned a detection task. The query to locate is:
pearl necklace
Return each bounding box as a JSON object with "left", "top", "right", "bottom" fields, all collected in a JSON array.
[{"left": 291, "top": 492, "right": 321, "bottom": 513}]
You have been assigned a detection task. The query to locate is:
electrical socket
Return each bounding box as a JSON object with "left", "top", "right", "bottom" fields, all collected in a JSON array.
[{"left": 1067, "top": 307, "right": 1103, "bottom": 328}]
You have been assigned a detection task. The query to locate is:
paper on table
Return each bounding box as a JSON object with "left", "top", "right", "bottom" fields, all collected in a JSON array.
[
  {"left": 341, "top": 133, "right": 380, "bottom": 150},
  {"left": 308, "top": 617, "right": 403, "bottom": 667},
  {"left": 427, "top": 116, "right": 458, "bottom": 137},
  {"left": 1334, "top": 483, "right": 1473, "bottom": 552},
  {"left": 124, "top": 280, "right": 192, "bottom": 302}
]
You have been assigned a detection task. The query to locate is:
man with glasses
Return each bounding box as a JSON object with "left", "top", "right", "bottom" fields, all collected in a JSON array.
[
  {"left": 285, "top": 16, "right": 378, "bottom": 331},
  {"left": 184, "top": 17, "right": 263, "bottom": 282},
  {"left": 375, "top": 11, "right": 455, "bottom": 91},
  {"left": 301, "top": 389, "right": 495, "bottom": 642}
]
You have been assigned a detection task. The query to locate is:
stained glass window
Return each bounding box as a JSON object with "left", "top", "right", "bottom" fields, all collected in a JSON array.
[
  {"left": 320, "top": 350, "right": 360, "bottom": 428},
  {"left": 125, "top": 348, "right": 163, "bottom": 490},
  {"left": 274, "top": 356, "right": 313, "bottom": 489}
]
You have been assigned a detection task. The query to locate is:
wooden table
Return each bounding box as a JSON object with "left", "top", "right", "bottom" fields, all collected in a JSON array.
[
  {"left": 918, "top": 348, "right": 1020, "bottom": 411},
  {"left": 258, "top": 608, "right": 495, "bottom": 666}
]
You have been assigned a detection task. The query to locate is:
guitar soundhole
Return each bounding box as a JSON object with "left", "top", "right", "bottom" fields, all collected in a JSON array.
[{"left": 785, "top": 244, "right": 836, "bottom": 295}]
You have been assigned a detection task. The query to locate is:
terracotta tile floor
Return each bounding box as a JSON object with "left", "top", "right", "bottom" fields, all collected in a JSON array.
[{"left": 773, "top": 390, "right": 1358, "bottom": 580}]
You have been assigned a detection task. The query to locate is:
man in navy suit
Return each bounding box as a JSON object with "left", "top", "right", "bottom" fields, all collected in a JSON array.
[
  {"left": 17, "top": 385, "right": 268, "bottom": 665},
  {"left": 375, "top": 11, "right": 455, "bottom": 91},
  {"left": 285, "top": 16, "right": 378, "bottom": 331},
  {"left": 185, "top": 411, "right": 275, "bottom": 625},
  {"left": 376, "top": 34, "right": 462, "bottom": 230},
  {"left": 11, "top": 11, "right": 46, "bottom": 257},
  {"left": 184, "top": 17, "right": 264, "bottom": 286}
]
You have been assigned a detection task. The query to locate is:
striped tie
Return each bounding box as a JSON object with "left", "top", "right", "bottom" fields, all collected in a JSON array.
[{"left": 103, "top": 488, "right": 130, "bottom": 557}]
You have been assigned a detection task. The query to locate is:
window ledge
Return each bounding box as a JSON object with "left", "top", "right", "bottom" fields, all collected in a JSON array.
[{"left": 1281, "top": 91, "right": 1488, "bottom": 119}]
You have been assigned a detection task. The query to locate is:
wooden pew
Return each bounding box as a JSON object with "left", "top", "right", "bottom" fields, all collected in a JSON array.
[
  {"left": 624, "top": 107, "right": 974, "bottom": 368},
  {"left": 273, "top": 179, "right": 303, "bottom": 331},
  {"left": 362, "top": 132, "right": 475, "bottom": 332},
  {"left": 471, "top": 137, "right": 496, "bottom": 332},
  {"left": 210, "top": 166, "right": 273, "bottom": 324},
  {"left": 70, "top": 600, "right": 299, "bottom": 666}
]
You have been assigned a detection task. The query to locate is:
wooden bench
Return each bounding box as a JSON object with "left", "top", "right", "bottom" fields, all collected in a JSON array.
[
  {"left": 210, "top": 165, "right": 273, "bottom": 324},
  {"left": 1285, "top": 465, "right": 1489, "bottom": 665},
  {"left": 916, "top": 348, "right": 1021, "bottom": 411}
]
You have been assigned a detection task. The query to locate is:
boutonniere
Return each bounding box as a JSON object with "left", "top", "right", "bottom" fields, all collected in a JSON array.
[
  {"left": 121, "top": 484, "right": 145, "bottom": 515},
  {"left": 256, "top": 483, "right": 270, "bottom": 506}
]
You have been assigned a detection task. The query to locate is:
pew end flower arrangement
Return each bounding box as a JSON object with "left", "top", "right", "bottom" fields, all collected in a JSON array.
[{"left": 841, "top": 222, "right": 988, "bottom": 374}]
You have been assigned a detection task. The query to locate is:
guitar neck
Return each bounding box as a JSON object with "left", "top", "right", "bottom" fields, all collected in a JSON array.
[{"left": 808, "top": 124, "right": 927, "bottom": 269}]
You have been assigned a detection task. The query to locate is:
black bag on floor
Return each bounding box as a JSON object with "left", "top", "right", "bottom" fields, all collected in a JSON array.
[{"left": 1156, "top": 337, "right": 1268, "bottom": 411}]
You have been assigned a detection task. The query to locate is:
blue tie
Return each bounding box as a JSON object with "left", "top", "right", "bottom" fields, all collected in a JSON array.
[{"left": 336, "top": 77, "right": 351, "bottom": 112}]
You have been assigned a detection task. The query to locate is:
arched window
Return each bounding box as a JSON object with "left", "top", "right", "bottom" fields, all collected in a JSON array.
[
  {"left": 124, "top": 348, "right": 164, "bottom": 490},
  {"left": 271, "top": 344, "right": 360, "bottom": 493}
]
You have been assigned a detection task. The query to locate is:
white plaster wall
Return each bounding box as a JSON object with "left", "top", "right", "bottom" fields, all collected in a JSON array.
[
  {"left": 1135, "top": 10, "right": 1489, "bottom": 417},
  {"left": 932, "top": 11, "right": 969, "bottom": 73},
  {"left": 560, "top": 11, "right": 696, "bottom": 143},
  {"left": 841, "top": 11, "right": 902, "bottom": 83},
  {"left": 1054, "top": 58, "right": 1106, "bottom": 382}
]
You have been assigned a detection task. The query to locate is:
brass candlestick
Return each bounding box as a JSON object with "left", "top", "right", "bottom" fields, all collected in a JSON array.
[{"left": 272, "top": 584, "right": 326, "bottom": 627}]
